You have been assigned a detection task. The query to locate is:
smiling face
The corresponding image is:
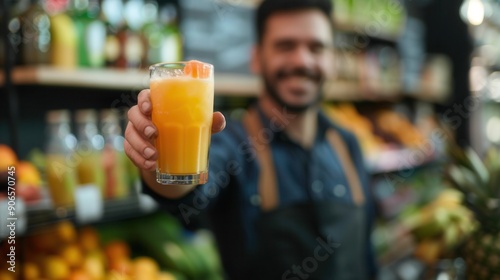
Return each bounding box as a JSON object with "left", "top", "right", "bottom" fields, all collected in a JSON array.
[{"left": 252, "top": 9, "right": 335, "bottom": 113}]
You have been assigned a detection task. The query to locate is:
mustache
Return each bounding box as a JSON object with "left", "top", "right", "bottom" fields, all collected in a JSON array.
[{"left": 275, "top": 68, "right": 322, "bottom": 82}]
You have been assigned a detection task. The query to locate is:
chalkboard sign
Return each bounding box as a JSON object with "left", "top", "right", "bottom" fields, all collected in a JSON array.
[{"left": 179, "top": 0, "right": 255, "bottom": 74}]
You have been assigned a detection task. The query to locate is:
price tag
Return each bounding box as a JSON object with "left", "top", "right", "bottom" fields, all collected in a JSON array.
[
  {"left": 138, "top": 194, "right": 158, "bottom": 212},
  {"left": 133, "top": 180, "right": 158, "bottom": 212},
  {"left": 74, "top": 185, "right": 103, "bottom": 224}
]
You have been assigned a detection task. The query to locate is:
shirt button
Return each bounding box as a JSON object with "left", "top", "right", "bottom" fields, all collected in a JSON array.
[
  {"left": 250, "top": 194, "right": 261, "bottom": 206},
  {"left": 333, "top": 184, "right": 346, "bottom": 197},
  {"left": 311, "top": 180, "right": 324, "bottom": 193}
]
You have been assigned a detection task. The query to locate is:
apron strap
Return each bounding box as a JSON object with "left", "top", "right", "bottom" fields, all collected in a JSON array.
[
  {"left": 326, "top": 130, "right": 365, "bottom": 206},
  {"left": 243, "top": 108, "right": 365, "bottom": 211},
  {"left": 243, "top": 108, "right": 279, "bottom": 211}
]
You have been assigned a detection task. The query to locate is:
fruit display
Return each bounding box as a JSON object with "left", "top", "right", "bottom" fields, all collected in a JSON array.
[
  {"left": 446, "top": 145, "right": 500, "bottom": 279},
  {"left": 374, "top": 109, "right": 427, "bottom": 148},
  {"left": 324, "top": 103, "right": 385, "bottom": 156},
  {"left": 324, "top": 103, "right": 429, "bottom": 155},
  {"left": 401, "top": 189, "right": 477, "bottom": 264},
  {"left": 0, "top": 144, "right": 43, "bottom": 203},
  {"left": 0, "top": 214, "right": 223, "bottom": 280}
]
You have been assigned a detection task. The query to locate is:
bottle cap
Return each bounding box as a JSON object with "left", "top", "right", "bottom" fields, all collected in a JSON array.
[
  {"left": 46, "top": 110, "right": 71, "bottom": 124},
  {"left": 75, "top": 109, "right": 98, "bottom": 124}
]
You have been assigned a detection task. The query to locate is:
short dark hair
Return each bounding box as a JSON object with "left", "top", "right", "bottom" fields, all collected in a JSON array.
[{"left": 255, "top": 0, "right": 333, "bottom": 43}]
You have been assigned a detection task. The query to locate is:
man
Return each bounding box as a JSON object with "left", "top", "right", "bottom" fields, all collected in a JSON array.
[{"left": 125, "top": 0, "right": 377, "bottom": 279}]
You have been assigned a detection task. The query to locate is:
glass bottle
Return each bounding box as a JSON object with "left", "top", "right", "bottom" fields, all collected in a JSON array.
[
  {"left": 49, "top": 0, "right": 78, "bottom": 68},
  {"left": 45, "top": 110, "right": 78, "bottom": 207},
  {"left": 158, "top": 3, "right": 182, "bottom": 63},
  {"left": 123, "top": 0, "right": 146, "bottom": 68},
  {"left": 71, "top": 0, "right": 106, "bottom": 67},
  {"left": 100, "top": 109, "right": 129, "bottom": 199},
  {"left": 75, "top": 109, "right": 106, "bottom": 194},
  {"left": 101, "top": 0, "right": 125, "bottom": 67},
  {"left": 141, "top": 1, "right": 160, "bottom": 65},
  {"left": 20, "top": 0, "right": 51, "bottom": 65}
]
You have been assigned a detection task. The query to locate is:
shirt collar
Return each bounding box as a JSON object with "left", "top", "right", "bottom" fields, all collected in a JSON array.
[{"left": 254, "top": 104, "right": 334, "bottom": 145}]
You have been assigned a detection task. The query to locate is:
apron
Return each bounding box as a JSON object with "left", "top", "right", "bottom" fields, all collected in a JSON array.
[{"left": 242, "top": 109, "right": 369, "bottom": 280}]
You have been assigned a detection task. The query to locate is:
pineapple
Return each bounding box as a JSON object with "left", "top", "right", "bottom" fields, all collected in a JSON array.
[{"left": 447, "top": 145, "right": 500, "bottom": 279}]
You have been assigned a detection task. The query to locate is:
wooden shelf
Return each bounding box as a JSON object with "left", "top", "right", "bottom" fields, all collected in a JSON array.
[
  {"left": 0, "top": 66, "right": 448, "bottom": 102},
  {"left": 0, "top": 66, "right": 261, "bottom": 96}
]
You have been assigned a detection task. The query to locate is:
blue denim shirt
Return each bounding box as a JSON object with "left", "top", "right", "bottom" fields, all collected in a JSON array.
[{"left": 143, "top": 105, "right": 377, "bottom": 278}]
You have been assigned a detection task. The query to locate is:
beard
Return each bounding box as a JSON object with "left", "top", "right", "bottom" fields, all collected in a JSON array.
[{"left": 262, "top": 66, "right": 324, "bottom": 114}]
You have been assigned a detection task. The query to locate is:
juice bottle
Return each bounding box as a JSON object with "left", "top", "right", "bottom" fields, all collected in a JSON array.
[
  {"left": 100, "top": 109, "right": 129, "bottom": 199},
  {"left": 45, "top": 110, "right": 78, "bottom": 207},
  {"left": 75, "top": 109, "right": 105, "bottom": 193}
]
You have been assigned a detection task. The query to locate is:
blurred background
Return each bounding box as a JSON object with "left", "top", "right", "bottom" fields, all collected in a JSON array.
[{"left": 1, "top": 0, "right": 500, "bottom": 279}]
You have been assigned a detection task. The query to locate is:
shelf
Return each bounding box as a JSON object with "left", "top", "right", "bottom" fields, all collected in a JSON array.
[
  {"left": 0, "top": 66, "right": 261, "bottom": 96},
  {"left": 366, "top": 146, "right": 440, "bottom": 175},
  {"left": 27, "top": 196, "right": 156, "bottom": 231},
  {"left": 0, "top": 191, "right": 158, "bottom": 238},
  {"left": 0, "top": 66, "right": 448, "bottom": 103}
]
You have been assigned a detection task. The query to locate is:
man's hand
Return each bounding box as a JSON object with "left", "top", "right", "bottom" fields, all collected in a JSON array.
[{"left": 124, "top": 89, "right": 226, "bottom": 172}]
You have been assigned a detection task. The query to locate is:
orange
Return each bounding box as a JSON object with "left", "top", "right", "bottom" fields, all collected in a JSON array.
[
  {"left": 79, "top": 227, "right": 100, "bottom": 253},
  {"left": 104, "top": 241, "right": 130, "bottom": 263},
  {"left": 55, "top": 221, "right": 78, "bottom": 244},
  {"left": 44, "top": 256, "right": 70, "bottom": 280},
  {"left": 23, "top": 262, "right": 40, "bottom": 280},
  {"left": 131, "top": 257, "right": 159, "bottom": 280},
  {"left": 59, "top": 244, "right": 83, "bottom": 268},
  {"left": 0, "top": 144, "right": 17, "bottom": 170},
  {"left": 17, "top": 161, "right": 42, "bottom": 186},
  {"left": 183, "top": 60, "right": 211, "bottom": 79},
  {"left": 68, "top": 269, "right": 93, "bottom": 280}
]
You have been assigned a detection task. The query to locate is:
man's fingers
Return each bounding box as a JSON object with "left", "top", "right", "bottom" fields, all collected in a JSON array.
[
  {"left": 124, "top": 123, "right": 158, "bottom": 161},
  {"left": 138, "top": 89, "right": 152, "bottom": 115},
  {"left": 127, "top": 105, "right": 157, "bottom": 139},
  {"left": 124, "top": 139, "right": 156, "bottom": 171},
  {"left": 212, "top": 112, "right": 226, "bottom": 134}
]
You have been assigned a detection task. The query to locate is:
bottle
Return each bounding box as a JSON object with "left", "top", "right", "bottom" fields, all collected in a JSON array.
[
  {"left": 101, "top": 0, "right": 125, "bottom": 67},
  {"left": 142, "top": 2, "right": 182, "bottom": 66},
  {"left": 75, "top": 110, "right": 106, "bottom": 194},
  {"left": 71, "top": 0, "right": 106, "bottom": 67},
  {"left": 100, "top": 109, "right": 129, "bottom": 199},
  {"left": 20, "top": 0, "right": 52, "bottom": 65},
  {"left": 123, "top": 0, "right": 146, "bottom": 68},
  {"left": 49, "top": 0, "right": 78, "bottom": 68},
  {"left": 141, "top": 1, "right": 161, "bottom": 65},
  {"left": 1, "top": 2, "right": 25, "bottom": 67},
  {"left": 158, "top": 3, "right": 182, "bottom": 63},
  {"left": 45, "top": 110, "right": 78, "bottom": 207}
]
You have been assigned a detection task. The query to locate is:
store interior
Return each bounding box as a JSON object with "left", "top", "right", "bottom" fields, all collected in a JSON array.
[{"left": 1, "top": 0, "right": 500, "bottom": 279}]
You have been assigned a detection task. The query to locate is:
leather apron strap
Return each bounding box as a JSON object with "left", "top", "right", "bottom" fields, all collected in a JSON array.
[
  {"left": 243, "top": 108, "right": 365, "bottom": 211},
  {"left": 325, "top": 130, "right": 365, "bottom": 206},
  {"left": 243, "top": 108, "right": 279, "bottom": 211}
]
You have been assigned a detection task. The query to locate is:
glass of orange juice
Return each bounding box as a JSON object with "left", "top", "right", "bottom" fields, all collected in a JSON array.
[{"left": 149, "top": 61, "right": 214, "bottom": 185}]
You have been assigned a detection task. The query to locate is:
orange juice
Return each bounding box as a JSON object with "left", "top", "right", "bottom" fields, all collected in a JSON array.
[
  {"left": 150, "top": 64, "right": 214, "bottom": 183},
  {"left": 46, "top": 155, "right": 77, "bottom": 206}
]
